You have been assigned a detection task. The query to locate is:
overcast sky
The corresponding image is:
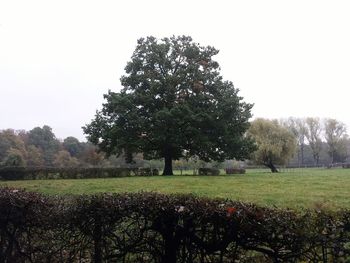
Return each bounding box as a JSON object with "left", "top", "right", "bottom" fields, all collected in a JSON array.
[{"left": 1, "top": 0, "right": 350, "bottom": 141}]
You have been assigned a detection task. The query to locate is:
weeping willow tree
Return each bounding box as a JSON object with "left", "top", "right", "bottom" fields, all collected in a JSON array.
[{"left": 248, "top": 118, "right": 297, "bottom": 172}]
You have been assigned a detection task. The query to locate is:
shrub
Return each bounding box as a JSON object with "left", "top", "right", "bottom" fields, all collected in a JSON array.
[
  {"left": 137, "top": 168, "right": 159, "bottom": 176},
  {"left": 152, "top": 168, "right": 160, "bottom": 176},
  {"left": 0, "top": 188, "right": 350, "bottom": 262},
  {"left": 225, "top": 168, "right": 246, "bottom": 174},
  {"left": 198, "top": 167, "right": 220, "bottom": 176},
  {"left": 343, "top": 163, "right": 350, "bottom": 168}
]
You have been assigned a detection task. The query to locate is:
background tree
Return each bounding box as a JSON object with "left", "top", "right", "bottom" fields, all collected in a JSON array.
[
  {"left": 280, "top": 117, "right": 307, "bottom": 166},
  {"left": 324, "top": 118, "right": 348, "bottom": 163},
  {"left": 62, "top": 136, "right": 83, "bottom": 157},
  {"left": 27, "top": 126, "right": 60, "bottom": 166},
  {"left": 2, "top": 148, "right": 27, "bottom": 167},
  {"left": 305, "top": 117, "right": 323, "bottom": 165},
  {"left": 80, "top": 144, "right": 104, "bottom": 167},
  {"left": 248, "top": 119, "right": 297, "bottom": 172},
  {"left": 84, "top": 36, "right": 255, "bottom": 175},
  {"left": 26, "top": 145, "right": 44, "bottom": 166},
  {"left": 333, "top": 137, "right": 349, "bottom": 163},
  {"left": 0, "top": 129, "right": 27, "bottom": 165},
  {"left": 53, "top": 150, "right": 80, "bottom": 167}
]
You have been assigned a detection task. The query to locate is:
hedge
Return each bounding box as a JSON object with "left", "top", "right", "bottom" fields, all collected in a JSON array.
[
  {"left": 1, "top": 188, "right": 350, "bottom": 262},
  {"left": 225, "top": 168, "right": 246, "bottom": 174},
  {"left": 198, "top": 168, "right": 220, "bottom": 176},
  {"left": 0, "top": 167, "right": 159, "bottom": 180},
  {"left": 343, "top": 163, "right": 350, "bottom": 169}
]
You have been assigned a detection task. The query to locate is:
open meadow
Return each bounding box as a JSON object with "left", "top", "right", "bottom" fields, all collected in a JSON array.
[{"left": 1, "top": 167, "right": 350, "bottom": 210}]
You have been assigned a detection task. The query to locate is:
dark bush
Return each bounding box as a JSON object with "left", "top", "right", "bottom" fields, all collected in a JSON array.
[
  {"left": 137, "top": 168, "right": 159, "bottom": 176},
  {"left": 225, "top": 168, "right": 246, "bottom": 174},
  {"left": 198, "top": 167, "right": 220, "bottom": 176},
  {"left": 0, "top": 188, "right": 350, "bottom": 262},
  {"left": 343, "top": 163, "right": 350, "bottom": 168}
]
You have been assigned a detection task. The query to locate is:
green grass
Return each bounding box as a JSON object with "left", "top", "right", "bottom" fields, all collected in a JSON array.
[{"left": 1, "top": 168, "right": 350, "bottom": 210}]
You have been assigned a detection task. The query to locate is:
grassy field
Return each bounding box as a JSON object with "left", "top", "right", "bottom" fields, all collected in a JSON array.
[{"left": 1, "top": 168, "right": 350, "bottom": 210}]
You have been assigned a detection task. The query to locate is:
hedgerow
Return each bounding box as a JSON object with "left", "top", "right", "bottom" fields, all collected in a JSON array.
[
  {"left": 0, "top": 188, "right": 349, "bottom": 262},
  {"left": 0, "top": 167, "right": 159, "bottom": 180},
  {"left": 198, "top": 168, "right": 220, "bottom": 176},
  {"left": 225, "top": 168, "right": 246, "bottom": 174}
]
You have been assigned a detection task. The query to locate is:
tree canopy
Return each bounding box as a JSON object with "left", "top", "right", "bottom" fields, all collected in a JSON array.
[
  {"left": 27, "top": 126, "right": 60, "bottom": 165},
  {"left": 0, "top": 126, "right": 108, "bottom": 168},
  {"left": 0, "top": 129, "right": 26, "bottom": 162},
  {"left": 280, "top": 117, "right": 307, "bottom": 166},
  {"left": 63, "top": 136, "right": 83, "bottom": 157},
  {"left": 248, "top": 118, "right": 297, "bottom": 172},
  {"left": 305, "top": 117, "right": 323, "bottom": 165},
  {"left": 324, "top": 118, "right": 348, "bottom": 163},
  {"left": 84, "top": 35, "right": 255, "bottom": 175}
]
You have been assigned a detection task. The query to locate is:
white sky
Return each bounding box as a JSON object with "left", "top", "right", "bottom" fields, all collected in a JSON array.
[{"left": 1, "top": 0, "right": 350, "bottom": 141}]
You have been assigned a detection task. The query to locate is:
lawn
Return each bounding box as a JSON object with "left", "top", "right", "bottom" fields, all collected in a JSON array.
[{"left": 1, "top": 168, "right": 350, "bottom": 210}]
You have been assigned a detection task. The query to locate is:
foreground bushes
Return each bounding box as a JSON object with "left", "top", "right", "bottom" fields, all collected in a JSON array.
[
  {"left": 0, "top": 167, "right": 159, "bottom": 180},
  {"left": 0, "top": 188, "right": 350, "bottom": 262}
]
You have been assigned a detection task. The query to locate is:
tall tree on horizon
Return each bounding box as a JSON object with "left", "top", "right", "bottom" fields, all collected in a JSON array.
[
  {"left": 27, "top": 125, "right": 60, "bottom": 166},
  {"left": 0, "top": 129, "right": 27, "bottom": 165},
  {"left": 324, "top": 118, "right": 348, "bottom": 163},
  {"left": 305, "top": 117, "right": 323, "bottom": 165},
  {"left": 280, "top": 117, "right": 307, "bottom": 166}
]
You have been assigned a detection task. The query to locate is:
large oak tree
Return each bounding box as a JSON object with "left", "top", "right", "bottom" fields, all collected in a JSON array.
[{"left": 84, "top": 36, "right": 255, "bottom": 175}]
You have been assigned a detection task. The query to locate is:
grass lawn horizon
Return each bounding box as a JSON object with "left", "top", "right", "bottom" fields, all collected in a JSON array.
[{"left": 1, "top": 168, "right": 350, "bottom": 210}]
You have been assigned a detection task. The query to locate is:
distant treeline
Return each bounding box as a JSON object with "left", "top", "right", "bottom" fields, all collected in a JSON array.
[
  {"left": 279, "top": 117, "right": 350, "bottom": 166},
  {"left": 0, "top": 126, "right": 144, "bottom": 168},
  {"left": 1, "top": 117, "right": 350, "bottom": 170},
  {"left": 0, "top": 126, "right": 213, "bottom": 170}
]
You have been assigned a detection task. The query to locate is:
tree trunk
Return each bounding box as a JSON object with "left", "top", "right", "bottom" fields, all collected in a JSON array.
[
  {"left": 314, "top": 154, "right": 320, "bottom": 166},
  {"left": 265, "top": 161, "right": 279, "bottom": 173},
  {"left": 300, "top": 143, "right": 304, "bottom": 166},
  {"left": 331, "top": 151, "right": 335, "bottom": 164},
  {"left": 163, "top": 155, "right": 173, "bottom": 175}
]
